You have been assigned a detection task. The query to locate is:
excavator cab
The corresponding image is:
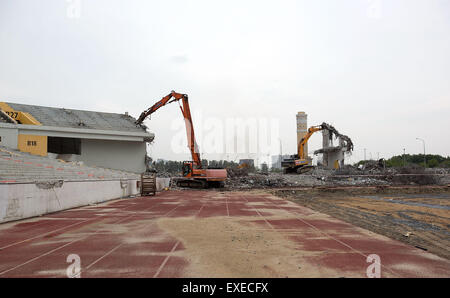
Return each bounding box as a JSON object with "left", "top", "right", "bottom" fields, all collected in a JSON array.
[
  {"left": 294, "top": 159, "right": 309, "bottom": 166},
  {"left": 282, "top": 124, "right": 324, "bottom": 174},
  {"left": 182, "top": 161, "right": 193, "bottom": 177}
]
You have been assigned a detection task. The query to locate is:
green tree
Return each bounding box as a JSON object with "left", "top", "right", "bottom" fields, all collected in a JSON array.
[
  {"left": 370, "top": 154, "right": 450, "bottom": 168},
  {"left": 428, "top": 158, "right": 439, "bottom": 168}
]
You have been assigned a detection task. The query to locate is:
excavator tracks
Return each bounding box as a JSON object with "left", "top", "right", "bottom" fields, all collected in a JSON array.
[{"left": 176, "top": 178, "right": 207, "bottom": 189}]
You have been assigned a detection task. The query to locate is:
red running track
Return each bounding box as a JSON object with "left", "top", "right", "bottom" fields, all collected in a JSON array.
[{"left": 0, "top": 190, "right": 448, "bottom": 278}]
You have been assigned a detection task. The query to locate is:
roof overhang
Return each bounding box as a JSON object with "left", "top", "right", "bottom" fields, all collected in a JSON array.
[{"left": 0, "top": 123, "right": 154, "bottom": 142}]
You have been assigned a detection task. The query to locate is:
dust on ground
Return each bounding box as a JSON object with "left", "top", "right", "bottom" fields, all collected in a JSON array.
[
  {"left": 158, "top": 216, "right": 299, "bottom": 277},
  {"left": 157, "top": 213, "right": 364, "bottom": 278}
]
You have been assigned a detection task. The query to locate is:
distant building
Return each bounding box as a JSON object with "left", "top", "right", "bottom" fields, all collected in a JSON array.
[
  {"left": 271, "top": 155, "right": 291, "bottom": 169},
  {"left": 0, "top": 102, "right": 154, "bottom": 173}
]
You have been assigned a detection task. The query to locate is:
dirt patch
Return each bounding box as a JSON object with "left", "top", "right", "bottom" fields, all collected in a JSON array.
[
  {"left": 274, "top": 185, "right": 450, "bottom": 196},
  {"left": 157, "top": 216, "right": 345, "bottom": 277},
  {"left": 276, "top": 189, "right": 450, "bottom": 260}
]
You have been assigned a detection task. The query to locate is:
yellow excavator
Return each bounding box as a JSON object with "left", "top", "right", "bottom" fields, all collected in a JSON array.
[
  {"left": 0, "top": 102, "right": 41, "bottom": 125},
  {"left": 282, "top": 122, "right": 354, "bottom": 173},
  {"left": 281, "top": 124, "right": 324, "bottom": 174}
]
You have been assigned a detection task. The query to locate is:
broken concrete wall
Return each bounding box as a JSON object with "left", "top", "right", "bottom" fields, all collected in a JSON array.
[
  {"left": 322, "top": 129, "right": 330, "bottom": 168},
  {"left": 326, "top": 149, "right": 345, "bottom": 169},
  {"left": 320, "top": 128, "right": 347, "bottom": 169}
]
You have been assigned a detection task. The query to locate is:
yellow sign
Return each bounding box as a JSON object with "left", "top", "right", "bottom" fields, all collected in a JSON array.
[
  {"left": 18, "top": 134, "right": 47, "bottom": 156},
  {"left": 0, "top": 102, "right": 41, "bottom": 125}
]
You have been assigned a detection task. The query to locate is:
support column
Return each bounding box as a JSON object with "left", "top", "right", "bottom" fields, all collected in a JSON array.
[{"left": 296, "top": 112, "right": 307, "bottom": 157}]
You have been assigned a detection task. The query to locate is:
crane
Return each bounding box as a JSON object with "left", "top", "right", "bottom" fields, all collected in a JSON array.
[{"left": 136, "top": 91, "right": 227, "bottom": 188}]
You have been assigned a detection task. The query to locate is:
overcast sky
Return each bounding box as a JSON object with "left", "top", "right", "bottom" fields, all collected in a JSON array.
[{"left": 1, "top": 0, "right": 449, "bottom": 164}]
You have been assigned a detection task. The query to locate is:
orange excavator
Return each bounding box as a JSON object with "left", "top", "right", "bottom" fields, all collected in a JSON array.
[{"left": 136, "top": 91, "right": 227, "bottom": 188}]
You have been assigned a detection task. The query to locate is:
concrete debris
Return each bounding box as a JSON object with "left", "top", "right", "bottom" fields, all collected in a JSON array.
[
  {"left": 227, "top": 167, "right": 249, "bottom": 178},
  {"left": 314, "top": 122, "right": 353, "bottom": 154},
  {"left": 226, "top": 173, "right": 291, "bottom": 189},
  {"left": 223, "top": 166, "right": 449, "bottom": 190},
  {"left": 312, "top": 122, "right": 354, "bottom": 169},
  {"left": 35, "top": 180, "right": 64, "bottom": 189},
  {"left": 319, "top": 122, "right": 354, "bottom": 152},
  {"left": 152, "top": 164, "right": 449, "bottom": 190}
]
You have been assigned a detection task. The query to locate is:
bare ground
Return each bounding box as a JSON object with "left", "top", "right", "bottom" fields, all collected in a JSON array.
[
  {"left": 274, "top": 187, "right": 450, "bottom": 260},
  {"left": 157, "top": 216, "right": 309, "bottom": 278}
]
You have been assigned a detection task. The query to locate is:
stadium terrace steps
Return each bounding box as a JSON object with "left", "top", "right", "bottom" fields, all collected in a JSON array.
[{"left": 0, "top": 146, "right": 138, "bottom": 183}]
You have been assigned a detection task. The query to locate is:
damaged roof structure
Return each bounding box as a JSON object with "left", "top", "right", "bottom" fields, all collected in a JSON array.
[
  {"left": 5, "top": 102, "right": 149, "bottom": 134},
  {"left": 0, "top": 102, "right": 154, "bottom": 173}
]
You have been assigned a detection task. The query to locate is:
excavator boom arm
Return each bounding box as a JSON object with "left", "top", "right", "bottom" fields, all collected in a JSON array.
[
  {"left": 136, "top": 91, "right": 186, "bottom": 125},
  {"left": 298, "top": 125, "right": 323, "bottom": 159},
  {"left": 179, "top": 97, "right": 202, "bottom": 168},
  {"left": 136, "top": 91, "right": 202, "bottom": 169}
]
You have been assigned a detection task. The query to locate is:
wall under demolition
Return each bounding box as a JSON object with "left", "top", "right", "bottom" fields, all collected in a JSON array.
[
  {"left": 0, "top": 179, "right": 139, "bottom": 223},
  {"left": 315, "top": 123, "right": 353, "bottom": 170},
  {"left": 321, "top": 130, "right": 345, "bottom": 169}
]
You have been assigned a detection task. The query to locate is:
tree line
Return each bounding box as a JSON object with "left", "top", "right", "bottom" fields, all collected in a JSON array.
[{"left": 359, "top": 154, "right": 450, "bottom": 168}]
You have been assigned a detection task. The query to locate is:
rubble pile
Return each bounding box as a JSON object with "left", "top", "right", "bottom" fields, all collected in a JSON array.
[
  {"left": 156, "top": 171, "right": 174, "bottom": 178},
  {"left": 152, "top": 165, "right": 448, "bottom": 190},
  {"left": 224, "top": 165, "right": 447, "bottom": 190},
  {"left": 227, "top": 167, "right": 249, "bottom": 178},
  {"left": 226, "top": 173, "right": 289, "bottom": 189},
  {"left": 391, "top": 166, "right": 439, "bottom": 185}
]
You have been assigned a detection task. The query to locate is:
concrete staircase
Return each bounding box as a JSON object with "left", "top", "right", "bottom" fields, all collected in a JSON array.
[{"left": 0, "top": 146, "right": 139, "bottom": 183}]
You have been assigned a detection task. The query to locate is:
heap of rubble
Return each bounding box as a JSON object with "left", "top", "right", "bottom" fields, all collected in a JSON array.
[{"left": 153, "top": 164, "right": 448, "bottom": 190}]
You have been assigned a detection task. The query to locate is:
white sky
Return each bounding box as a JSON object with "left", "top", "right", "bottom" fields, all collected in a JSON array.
[{"left": 1, "top": 0, "right": 449, "bottom": 164}]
